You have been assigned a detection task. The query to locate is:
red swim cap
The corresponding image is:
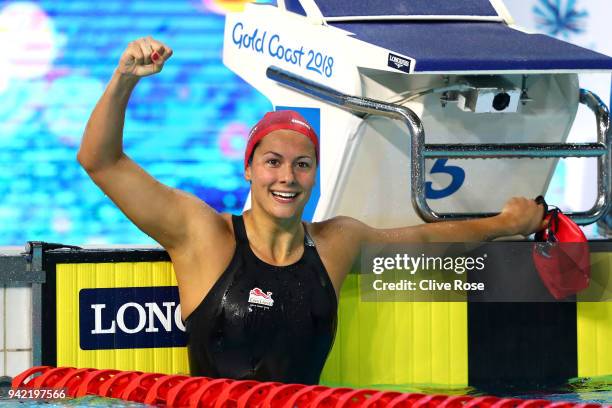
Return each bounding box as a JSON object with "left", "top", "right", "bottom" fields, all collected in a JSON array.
[
  {"left": 532, "top": 205, "right": 590, "bottom": 300},
  {"left": 244, "top": 110, "right": 319, "bottom": 169}
]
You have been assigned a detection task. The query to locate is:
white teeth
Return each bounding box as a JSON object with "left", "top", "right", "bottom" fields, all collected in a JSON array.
[{"left": 272, "top": 191, "right": 298, "bottom": 198}]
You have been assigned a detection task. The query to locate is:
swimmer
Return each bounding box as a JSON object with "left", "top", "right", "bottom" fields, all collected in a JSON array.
[{"left": 77, "top": 37, "right": 547, "bottom": 384}]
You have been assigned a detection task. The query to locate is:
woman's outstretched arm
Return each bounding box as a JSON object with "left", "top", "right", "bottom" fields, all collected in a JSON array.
[
  {"left": 374, "top": 197, "right": 547, "bottom": 244},
  {"left": 318, "top": 197, "right": 547, "bottom": 289},
  {"left": 328, "top": 196, "right": 545, "bottom": 245}
]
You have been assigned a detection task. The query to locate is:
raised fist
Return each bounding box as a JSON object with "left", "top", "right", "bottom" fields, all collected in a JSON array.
[{"left": 117, "top": 36, "right": 173, "bottom": 77}]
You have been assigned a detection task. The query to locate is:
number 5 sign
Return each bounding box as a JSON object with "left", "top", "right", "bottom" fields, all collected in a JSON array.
[{"left": 425, "top": 159, "right": 466, "bottom": 199}]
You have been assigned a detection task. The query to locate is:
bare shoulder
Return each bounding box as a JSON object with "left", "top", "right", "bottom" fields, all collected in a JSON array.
[
  {"left": 308, "top": 215, "right": 368, "bottom": 243},
  {"left": 309, "top": 215, "right": 370, "bottom": 246},
  {"left": 306, "top": 216, "right": 369, "bottom": 291}
]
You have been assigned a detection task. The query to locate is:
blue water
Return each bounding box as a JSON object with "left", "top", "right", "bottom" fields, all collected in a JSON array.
[{"left": 0, "top": 396, "right": 149, "bottom": 407}]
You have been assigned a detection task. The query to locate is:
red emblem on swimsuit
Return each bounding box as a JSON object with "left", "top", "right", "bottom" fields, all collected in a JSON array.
[{"left": 248, "top": 287, "right": 274, "bottom": 307}]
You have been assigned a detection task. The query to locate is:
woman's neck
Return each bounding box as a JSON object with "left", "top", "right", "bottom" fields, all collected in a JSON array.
[{"left": 243, "top": 208, "right": 305, "bottom": 265}]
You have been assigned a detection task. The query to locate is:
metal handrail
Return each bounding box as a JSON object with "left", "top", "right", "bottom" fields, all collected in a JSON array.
[{"left": 266, "top": 66, "right": 611, "bottom": 225}]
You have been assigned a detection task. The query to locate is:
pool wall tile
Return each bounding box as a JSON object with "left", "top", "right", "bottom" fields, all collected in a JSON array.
[
  {"left": 7, "top": 351, "right": 31, "bottom": 378},
  {"left": 5, "top": 286, "right": 31, "bottom": 350},
  {"left": 0, "top": 286, "right": 4, "bottom": 351}
]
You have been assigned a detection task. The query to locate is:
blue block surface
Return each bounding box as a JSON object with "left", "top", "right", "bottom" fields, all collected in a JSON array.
[
  {"left": 287, "top": 0, "right": 499, "bottom": 18},
  {"left": 332, "top": 22, "right": 612, "bottom": 72}
]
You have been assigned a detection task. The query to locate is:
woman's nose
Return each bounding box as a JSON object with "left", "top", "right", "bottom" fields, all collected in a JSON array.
[{"left": 279, "top": 163, "right": 296, "bottom": 184}]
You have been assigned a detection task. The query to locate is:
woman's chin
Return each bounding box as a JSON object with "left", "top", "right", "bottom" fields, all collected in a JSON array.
[
  {"left": 267, "top": 203, "right": 304, "bottom": 220},
  {"left": 271, "top": 209, "right": 301, "bottom": 220}
]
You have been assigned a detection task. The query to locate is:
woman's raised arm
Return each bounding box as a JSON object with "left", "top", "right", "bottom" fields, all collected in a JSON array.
[{"left": 77, "top": 37, "right": 226, "bottom": 251}]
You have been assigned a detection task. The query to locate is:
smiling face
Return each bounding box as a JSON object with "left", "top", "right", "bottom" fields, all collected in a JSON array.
[{"left": 245, "top": 129, "right": 317, "bottom": 221}]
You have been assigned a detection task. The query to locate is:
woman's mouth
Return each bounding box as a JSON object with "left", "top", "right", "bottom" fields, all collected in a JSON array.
[{"left": 271, "top": 190, "right": 300, "bottom": 203}]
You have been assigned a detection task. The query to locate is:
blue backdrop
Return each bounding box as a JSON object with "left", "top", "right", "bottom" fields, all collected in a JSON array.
[
  {"left": 0, "top": 0, "right": 608, "bottom": 245},
  {"left": 0, "top": 0, "right": 271, "bottom": 245}
]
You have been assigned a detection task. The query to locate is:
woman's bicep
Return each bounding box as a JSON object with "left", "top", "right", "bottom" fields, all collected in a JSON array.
[
  {"left": 362, "top": 223, "right": 426, "bottom": 244},
  {"left": 86, "top": 155, "right": 222, "bottom": 250}
]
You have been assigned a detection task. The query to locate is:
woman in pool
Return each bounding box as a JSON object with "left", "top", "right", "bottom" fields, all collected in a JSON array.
[{"left": 78, "top": 37, "right": 547, "bottom": 384}]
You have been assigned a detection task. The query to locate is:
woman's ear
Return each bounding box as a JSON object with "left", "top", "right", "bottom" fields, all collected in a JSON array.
[{"left": 244, "top": 164, "right": 252, "bottom": 182}]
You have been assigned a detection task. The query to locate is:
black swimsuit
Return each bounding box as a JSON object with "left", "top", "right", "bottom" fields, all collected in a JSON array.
[{"left": 185, "top": 215, "right": 338, "bottom": 384}]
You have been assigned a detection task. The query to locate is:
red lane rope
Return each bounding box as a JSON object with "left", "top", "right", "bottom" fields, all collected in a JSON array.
[
  {"left": 262, "top": 383, "right": 308, "bottom": 408},
  {"left": 143, "top": 374, "right": 188, "bottom": 405},
  {"left": 463, "top": 396, "right": 504, "bottom": 407},
  {"left": 10, "top": 366, "right": 52, "bottom": 388},
  {"left": 573, "top": 404, "right": 607, "bottom": 408},
  {"left": 437, "top": 395, "right": 475, "bottom": 407},
  {"left": 53, "top": 368, "right": 97, "bottom": 397},
  {"left": 309, "top": 387, "right": 353, "bottom": 408},
  {"left": 188, "top": 377, "right": 232, "bottom": 408},
  {"left": 387, "top": 392, "right": 428, "bottom": 407},
  {"left": 98, "top": 370, "right": 143, "bottom": 398},
  {"left": 360, "top": 391, "right": 403, "bottom": 408},
  {"left": 214, "top": 380, "right": 259, "bottom": 408},
  {"left": 166, "top": 376, "right": 211, "bottom": 407},
  {"left": 282, "top": 385, "right": 330, "bottom": 408},
  {"left": 236, "top": 381, "right": 281, "bottom": 408},
  {"left": 491, "top": 398, "right": 529, "bottom": 408},
  {"left": 336, "top": 389, "right": 380, "bottom": 408},
  {"left": 31, "top": 367, "right": 75, "bottom": 388},
  {"left": 413, "top": 394, "right": 457, "bottom": 408},
  {"left": 9, "top": 366, "right": 608, "bottom": 408},
  {"left": 120, "top": 372, "right": 166, "bottom": 402},
  {"left": 75, "top": 369, "right": 120, "bottom": 397}
]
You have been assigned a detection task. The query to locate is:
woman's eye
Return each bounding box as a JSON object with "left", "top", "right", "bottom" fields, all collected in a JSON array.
[
  {"left": 297, "top": 162, "right": 311, "bottom": 168},
  {"left": 266, "top": 159, "right": 279, "bottom": 166}
]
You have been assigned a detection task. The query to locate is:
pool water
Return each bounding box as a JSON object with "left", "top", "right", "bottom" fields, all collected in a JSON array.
[{"left": 0, "top": 395, "right": 149, "bottom": 407}]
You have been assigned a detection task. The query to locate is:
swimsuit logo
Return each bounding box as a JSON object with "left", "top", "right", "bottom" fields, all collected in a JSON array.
[
  {"left": 387, "top": 53, "right": 411, "bottom": 73},
  {"left": 248, "top": 287, "right": 274, "bottom": 307}
]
